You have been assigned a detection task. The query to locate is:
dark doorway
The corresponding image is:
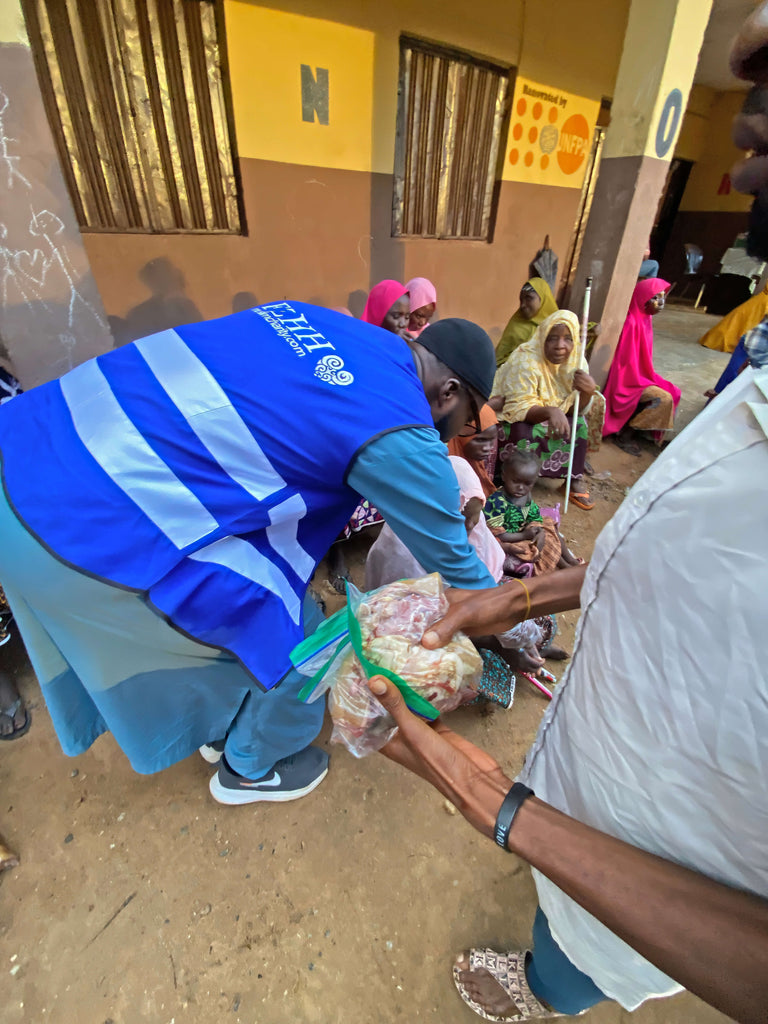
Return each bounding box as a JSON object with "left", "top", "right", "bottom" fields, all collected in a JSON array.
[{"left": 650, "top": 158, "right": 694, "bottom": 266}]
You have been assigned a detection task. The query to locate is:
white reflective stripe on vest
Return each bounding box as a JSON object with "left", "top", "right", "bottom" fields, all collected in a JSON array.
[
  {"left": 267, "top": 493, "right": 314, "bottom": 582},
  {"left": 189, "top": 536, "right": 302, "bottom": 624},
  {"left": 135, "top": 330, "right": 286, "bottom": 502},
  {"left": 60, "top": 359, "right": 218, "bottom": 549}
]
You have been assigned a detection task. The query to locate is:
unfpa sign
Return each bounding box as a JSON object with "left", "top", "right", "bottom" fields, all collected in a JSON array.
[
  {"left": 504, "top": 78, "right": 599, "bottom": 189},
  {"left": 557, "top": 114, "right": 591, "bottom": 175}
]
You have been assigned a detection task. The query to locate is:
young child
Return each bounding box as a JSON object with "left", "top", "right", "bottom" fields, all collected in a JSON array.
[{"left": 484, "top": 447, "right": 582, "bottom": 577}]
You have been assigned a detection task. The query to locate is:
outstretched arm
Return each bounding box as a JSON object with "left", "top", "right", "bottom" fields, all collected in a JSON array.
[
  {"left": 348, "top": 427, "right": 495, "bottom": 591},
  {"left": 422, "top": 564, "right": 586, "bottom": 647},
  {"left": 369, "top": 676, "right": 768, "bottom": 1024}
]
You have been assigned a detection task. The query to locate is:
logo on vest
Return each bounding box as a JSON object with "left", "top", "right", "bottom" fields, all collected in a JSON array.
[{"left": 314, "top": 355, "right": 353, "bottom": 386}]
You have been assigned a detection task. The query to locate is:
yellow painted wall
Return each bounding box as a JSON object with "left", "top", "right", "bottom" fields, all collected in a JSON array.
[
  {"left": 0, "top": 1, "right": 27, "bottom": 44},
  {"left": 225, "top": 4, "right": 375, "bottom": 172},
  {"left": 678, "top": 90, "right": 753, "bottom": 213},
  {"left": 674, "top": 84, "right": 716, "bottom": 162},
  {"left": 602, "top": 0, "right": 712, "bottom": 162},
  {"left": 224, "top": 0, "right": 630, "bottom": 176}
]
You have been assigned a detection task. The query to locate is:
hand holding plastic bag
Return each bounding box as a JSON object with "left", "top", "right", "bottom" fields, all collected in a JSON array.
[{"left": 291, "top": 575, "right": 482, "bottom": 757}]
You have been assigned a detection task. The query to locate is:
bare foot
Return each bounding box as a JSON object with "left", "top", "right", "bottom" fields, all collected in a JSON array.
[
  {"left": 454, "top": 954, "right": 518, "bottom": 1019},
  {"left": 541, "top": 644, "right": 570, "bottom": 661}
]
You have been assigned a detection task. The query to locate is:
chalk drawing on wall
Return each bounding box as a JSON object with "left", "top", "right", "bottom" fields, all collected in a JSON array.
[
  {"left": 0, "top": 75, "right": 110, "bottom": 379},
  {"left": 0, "top": 89, "right": 31, "bottom": 191}
]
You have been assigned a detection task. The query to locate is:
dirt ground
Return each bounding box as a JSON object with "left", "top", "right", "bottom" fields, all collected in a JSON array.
[{"left": 0, "top": 307, "right": 734, "bottom": 1024}]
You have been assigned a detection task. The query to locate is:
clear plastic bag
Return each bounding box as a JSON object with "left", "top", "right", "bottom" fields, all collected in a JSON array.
[
  {"left": 496, "top": 618, "right": 543, "bottom": 649},
  {"left": 292, "top": 574, "right": 483, "bottom": 757}
]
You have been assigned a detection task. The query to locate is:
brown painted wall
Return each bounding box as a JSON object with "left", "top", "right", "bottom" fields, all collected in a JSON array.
[
  {"left": 0, "top": 43, "right": 112, "bottom": 386},
  {"left": 82, "top": 156, "right": 582, "bottom": 346}
]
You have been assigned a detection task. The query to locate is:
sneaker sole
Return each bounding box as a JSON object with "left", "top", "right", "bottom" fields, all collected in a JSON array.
[
  {"left": 199, "top": 744, "right": 223, "bottom": 765},
  {"left": 208, "top": 766, "right": 328, "bottom": 806}
]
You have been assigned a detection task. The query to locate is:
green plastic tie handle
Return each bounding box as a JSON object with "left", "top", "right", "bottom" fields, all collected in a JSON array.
[{"left": 297, "top": 636, "right": 350, "bottom": 704}]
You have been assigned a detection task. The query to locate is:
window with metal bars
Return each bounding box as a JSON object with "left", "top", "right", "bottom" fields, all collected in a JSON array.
[
  {"left": 392, "top": 36, "right": 512, "bottom": 241},
  {"left": 22, "top": 0, "right": 242, "bottom": 234}
]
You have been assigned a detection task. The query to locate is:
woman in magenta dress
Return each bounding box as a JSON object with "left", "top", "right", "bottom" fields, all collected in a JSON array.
[{"left": 603, "top": 278, "right": 681, "bottom": 453}]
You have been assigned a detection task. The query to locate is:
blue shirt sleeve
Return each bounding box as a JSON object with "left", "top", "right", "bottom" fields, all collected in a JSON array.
[{"left": 348, "top": 426, "right": 495, "bottom": 590}]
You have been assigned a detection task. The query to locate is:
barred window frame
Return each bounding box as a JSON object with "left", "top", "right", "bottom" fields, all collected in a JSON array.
[
  {"left": 22, "top": 0, "right": 243, "bottom": 235},
  {"left": 392, "top": 35, "right": 513, "bottom": 242}
]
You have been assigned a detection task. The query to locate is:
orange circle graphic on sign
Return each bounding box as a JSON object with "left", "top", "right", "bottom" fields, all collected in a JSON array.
[
  {"left": 528, "top": 126, "right": 538, "bottom": 144},
  {"left": 517, "top": 97, "right": 527, "bottom": 116},
  {"left": 541, "top": 154, "right": 550, "bottom": 170},
  {"left": 549, "top": 106, "right": 558, "bottom": 123},
  {"left": 512, "top": 122, "right": 523, "bottom": 141},
  {"left": 524, "top": 151, "right": 534, "bottom": 167},
  {"left": 533, "top": 101, "right": 542, "bottom": 120},
  {"left": 557, "top": 113, "right": 590, "bottom": 175},
  {"left": 509, "top": 148, "right": 519, "bottom": 165}
]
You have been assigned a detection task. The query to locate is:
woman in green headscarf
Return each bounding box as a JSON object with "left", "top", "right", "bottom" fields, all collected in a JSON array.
[{"left": 495, "top": 278, "right": 558, "bottom": 367}]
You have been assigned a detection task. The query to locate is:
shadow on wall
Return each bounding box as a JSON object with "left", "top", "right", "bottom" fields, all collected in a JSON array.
[
  {"left": 110, "top": 258, "right": 202, "bottom": 346},
  {"left": 347, "top": 289, "right": 367, "bottom": 318},
  {"left": 232, "top": 291, "right": 259, "bottom": 313}
]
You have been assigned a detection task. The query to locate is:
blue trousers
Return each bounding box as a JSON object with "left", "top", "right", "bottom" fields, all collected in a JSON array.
[
  {"left": 639, "top": 258, "right": 659, "bottom": 279},
  {"left": 223, "top": 593, "right": 326, "bottom": 780},
  {"left": 527, "top": 907, "right": 607, "bottom": 1014},
  {"left": 713, "top": 338, "right": 749, "bottom": 395}
]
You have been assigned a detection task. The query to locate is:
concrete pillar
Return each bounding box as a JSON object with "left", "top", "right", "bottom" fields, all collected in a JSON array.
[
  {"left": 572, "top": 0, "right": 713, "bottom": 386},
  {"left": 0, "top": 3, "right": 112, "bottom": 388}
]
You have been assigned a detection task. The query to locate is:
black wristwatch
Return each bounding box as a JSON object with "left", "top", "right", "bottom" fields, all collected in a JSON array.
[{"left": 493, "top": 782, "right": 534, "bottom": 850}]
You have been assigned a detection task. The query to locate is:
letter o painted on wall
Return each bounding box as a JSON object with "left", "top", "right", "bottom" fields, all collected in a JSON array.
[{"left": 655, "top": 89, "right": 683, "bottom": 159}]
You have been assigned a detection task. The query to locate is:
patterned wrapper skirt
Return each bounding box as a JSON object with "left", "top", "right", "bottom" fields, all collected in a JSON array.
[{"left": 499, "top": 415, "right": 588, "bottom": 479}]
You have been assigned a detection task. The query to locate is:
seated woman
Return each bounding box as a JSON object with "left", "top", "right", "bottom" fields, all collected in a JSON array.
[
  {"left": 704, "top": 311, "right": 768, "bottom": 399},
  {"left": 495, "top": 278, "right": 558, "bottom": 367},
  {"left": 602, "top": 278, "right": 680, "bottom": 453},
  {"left": 447, "top": 402, "right": 498, "bottom": 498},
  {"left": 494, "top": 310, "right": 603, "bottom": 510},
  {"left": 362, "top": 279, "right": 410, "bottom": 336},
  {"left": 405, "top": 277, "right": 437, "bottom": 337},
  {"left": 328, "top": 280, "right": 410, "bottom": 591},
  {"left": 484, "top": 447, "right": 583, "bottom": 577},
  {"left": 698, "top": 281, "right": 768, "bottom": 353}
]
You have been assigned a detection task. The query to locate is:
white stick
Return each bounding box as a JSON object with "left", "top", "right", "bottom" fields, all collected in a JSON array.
[{"left": 564, "top": 277, "right": 592, "bottom": 512}]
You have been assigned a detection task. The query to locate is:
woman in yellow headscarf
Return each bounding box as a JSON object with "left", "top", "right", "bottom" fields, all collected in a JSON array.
[
  {"left": 494, "top": 310, "right": 604, "bottom": 509},
  {"left": 495, "top": 278, "right": 558, "bottom": 367}
]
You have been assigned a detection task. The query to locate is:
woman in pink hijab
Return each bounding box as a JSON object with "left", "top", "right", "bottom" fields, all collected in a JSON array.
[
  {"left": 405, "top": 277, "right": 437, "bottom": 336},
  {"left": 362, "top": 280, "right": 410, "bottom": 337},
  {"left": 602, "top": 277, "right": 681, "bottom": 451}
]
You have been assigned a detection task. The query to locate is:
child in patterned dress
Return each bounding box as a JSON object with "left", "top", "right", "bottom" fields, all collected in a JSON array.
[{"left": 484, "top": 448, "right": 582, "bottom": 576}]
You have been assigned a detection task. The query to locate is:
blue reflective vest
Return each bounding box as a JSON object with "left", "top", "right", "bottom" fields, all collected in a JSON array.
[{"left": 0, "top": 303, "right": 433, "bottom": 687}]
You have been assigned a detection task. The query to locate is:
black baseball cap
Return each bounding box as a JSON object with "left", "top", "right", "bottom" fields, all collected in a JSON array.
[{"left": 416, "top": 318, "right": 496, "bottom": 401}]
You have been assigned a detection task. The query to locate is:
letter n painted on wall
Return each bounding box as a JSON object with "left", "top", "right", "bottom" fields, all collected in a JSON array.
[{"left": 300, "top": 65, "right": 329, "bottom": 125}]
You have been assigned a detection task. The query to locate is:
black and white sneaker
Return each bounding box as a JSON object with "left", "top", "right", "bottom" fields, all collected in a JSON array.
[
  {"left": 199, "top": 739, "right": 225, "bottom": 764},
  {"left": 209, "top": 747, "right": 329, "bottom": 805}
]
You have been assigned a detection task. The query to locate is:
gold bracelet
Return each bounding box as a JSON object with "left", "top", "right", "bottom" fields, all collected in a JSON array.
[{"left": 512, "top": 577, "right": 531, "bottom": 621}]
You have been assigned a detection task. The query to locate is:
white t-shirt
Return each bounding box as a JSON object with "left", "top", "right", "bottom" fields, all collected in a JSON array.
[{"left": 521, "top": 368, "right": 768, "bottom": 1009}]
